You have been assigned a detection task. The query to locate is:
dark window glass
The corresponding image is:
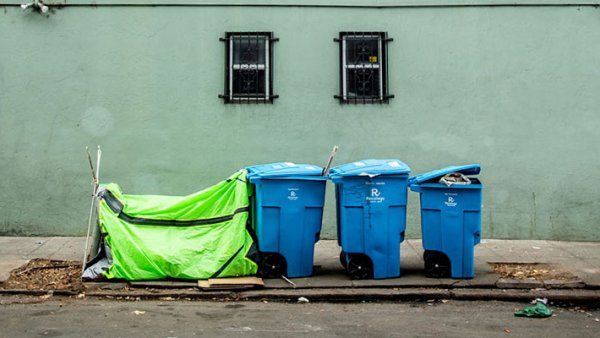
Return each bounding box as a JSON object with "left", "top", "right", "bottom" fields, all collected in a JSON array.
[
  {"left": 347, "top": 68, "right": 380, "bottom": 98},
  {"left": 335, "top": 32, "right": 393, "bottom": 103},
  {"left": 233, "top": 38, "right": 266, "bottom": 65},
  {"left": 345, "top": 37, "right": 379, "bottom": 65},
  {"left": 220, "top": 32, "right": 277, "bottom": 103},
  {"left": 232, "top": 69, "right": 266, "bottom": 96}
]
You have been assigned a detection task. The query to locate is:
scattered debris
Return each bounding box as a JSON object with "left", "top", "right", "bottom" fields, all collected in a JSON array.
[
  {"left": 297, "top": 297, "right": 309, "bottom": 304},
  {"left": 132, "top": 310, "right": 146, "bottom": 315},
  {"left": 504, "top": 328, "right": 512, "bottom": 334},
  {"left": 1, "top": 259, "right": 83, "bottom": 292},
  {"left": 531, "top": 246, "right": 541, "bottom": 250},
  {"left": 490, "top": 263, "right": 577, "bottom": 281}
]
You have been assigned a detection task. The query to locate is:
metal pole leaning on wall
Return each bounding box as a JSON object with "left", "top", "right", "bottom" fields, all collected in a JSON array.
[{"left": 81, "top": 146, "right": 101, "bottom": 274}]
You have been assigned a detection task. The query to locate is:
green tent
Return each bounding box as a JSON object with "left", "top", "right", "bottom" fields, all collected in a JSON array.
[{"left": 83, "top": 170, "right": 258, "bottom": 281}]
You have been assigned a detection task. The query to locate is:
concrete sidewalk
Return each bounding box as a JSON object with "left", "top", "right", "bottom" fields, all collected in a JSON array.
[{"left": 1, "top": 237, "right": 599, "bottom": 291}]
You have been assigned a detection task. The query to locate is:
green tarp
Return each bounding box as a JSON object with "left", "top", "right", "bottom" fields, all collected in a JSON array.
[
  {"left": 83, "top": 170, "right": 258, "bottom": 281},
  {"left": 514, "top": 302, "right": 554, "bottom": 318}
]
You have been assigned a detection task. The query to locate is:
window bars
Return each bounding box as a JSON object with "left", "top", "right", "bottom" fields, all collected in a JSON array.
[
  {"left": 334, "top": 32, "right": 394, "bottom": 104},
  {"left": 220, "top": 32, "right": 279, "bottom": 103}
]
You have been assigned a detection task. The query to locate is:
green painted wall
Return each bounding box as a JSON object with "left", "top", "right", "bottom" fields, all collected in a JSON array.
[{"left": 1, "top": 2, "right": 599, "bottom": 240}]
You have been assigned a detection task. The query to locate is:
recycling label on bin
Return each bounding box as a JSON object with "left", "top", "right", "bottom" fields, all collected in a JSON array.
[
  {"left": 365, "top": 181, "right": 385, "bottom": 203},
  {"left": 444, "top": 193, "right": 458, "bottom": 207},
  {"left": 288, "top": 188, "right": 299, "bottom": 201}
]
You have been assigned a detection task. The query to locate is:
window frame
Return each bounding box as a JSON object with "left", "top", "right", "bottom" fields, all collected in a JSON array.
[
  {"left": 219, "top": 32, "right": 278, "bottom": 103},
  {"left": 334, "top": 31, "right": 394, "bottom": 104}
]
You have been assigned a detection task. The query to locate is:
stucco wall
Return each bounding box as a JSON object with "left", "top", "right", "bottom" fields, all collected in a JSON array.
[{"left": 1, "top": 2, "right": 599, "bottom": 239}]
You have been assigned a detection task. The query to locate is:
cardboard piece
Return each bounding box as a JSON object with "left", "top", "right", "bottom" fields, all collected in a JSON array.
[{"left": 197, "top": 276, "right": 264, "bottom": 290}]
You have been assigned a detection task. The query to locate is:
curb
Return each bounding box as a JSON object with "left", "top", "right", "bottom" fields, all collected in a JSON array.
[
  {"left": 2, "top": 287, "right": 599, "bottom": 304},
  {"left": 236, "top": 288, "right": 600, "bottom": 304}
]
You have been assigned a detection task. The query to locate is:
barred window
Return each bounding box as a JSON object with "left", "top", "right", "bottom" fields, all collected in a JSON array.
[
  {"left": 335, "top": 32, "right": 393, "bottom": 103},
  {"left": 219, "top": 32, "right": 278, "bottom": 103}
]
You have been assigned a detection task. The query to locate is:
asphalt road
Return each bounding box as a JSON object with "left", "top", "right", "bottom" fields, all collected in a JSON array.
[{"left": 0, "top": 297, "right": 598, "bottom": 337}]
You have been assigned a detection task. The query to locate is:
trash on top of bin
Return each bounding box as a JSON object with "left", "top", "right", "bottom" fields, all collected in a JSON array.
[
  {"left": 409, "top": 164, "right": 483, "bottom": 279},
  {"left": 246, "top": 162, "right": 327, "bottom": 278},
  {"left": 329, "top": 159, "right": 411, "bottom": 279}
]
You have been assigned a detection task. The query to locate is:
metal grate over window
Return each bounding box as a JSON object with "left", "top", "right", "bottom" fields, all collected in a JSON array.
[
  {"left": 220, "top": 32, "right": 278, "bottom": 103},
  {"left": 334, "top": 32, "right": 394, "bottom": 104}
]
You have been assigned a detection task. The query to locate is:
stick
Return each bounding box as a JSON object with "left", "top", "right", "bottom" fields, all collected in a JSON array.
[
  {"left": 86, "top": 146, "right": 97, "bottom": 184},
  {"left": 281, "top": 275, "right": 296, "bottom": 287},
  {"left": 321, "top": 145, "right": 339, "bottom": 176},
  {"left": 95, "top": 145, "right": 102, "bottom": 194}
]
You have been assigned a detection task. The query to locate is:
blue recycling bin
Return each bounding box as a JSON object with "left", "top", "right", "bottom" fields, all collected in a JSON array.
[
  {"left": 409, "top": 164, "right": 483, "bottom": 279},
  {"left": 329, "top": 159, "right": 411, "bottom": 279},
  {"left": 246, "top": 162, "right": 327, "bottom": 278}
]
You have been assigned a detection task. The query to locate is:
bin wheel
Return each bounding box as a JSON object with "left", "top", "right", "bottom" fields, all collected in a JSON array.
[
  {"left": 424, "top": 251, "right": 451, "bottom": 278},
  {"left": 339, "top": 251, "right": 347, "bottom": 269},
  {"left": 346, "top": 254, "right": 373, "bottom": 280},
  {"left": 259, "top": 253, "right": 287, "bottom": 278}
]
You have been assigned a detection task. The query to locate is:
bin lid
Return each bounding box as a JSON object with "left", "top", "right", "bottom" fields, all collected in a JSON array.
[
  {"left": 246, "top": 162, "right": 324, "bottom": 179},
  {"left": 408, "top": 164, "right": 480, "bottom": 185},
  {"left": 328, "top": 159, "right": 411, "bottom": 178}
]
